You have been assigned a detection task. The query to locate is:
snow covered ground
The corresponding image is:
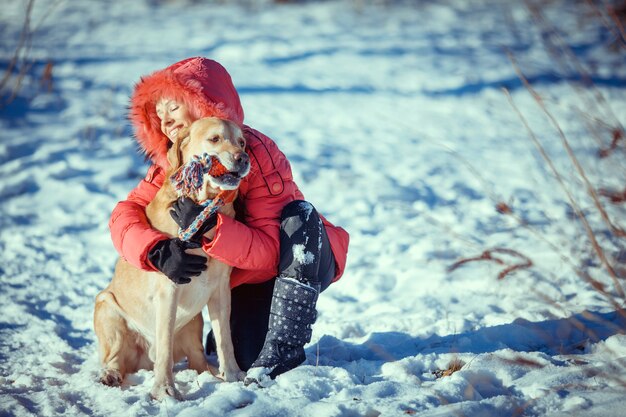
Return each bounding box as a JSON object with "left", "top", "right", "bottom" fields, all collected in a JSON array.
[{"left": 1, "top": 0, "right": 625, "bottom": 416}]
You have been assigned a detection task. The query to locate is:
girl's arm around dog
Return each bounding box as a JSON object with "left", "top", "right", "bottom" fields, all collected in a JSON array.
[{"left": 109, "top": 165, "right": 169, "bottom": 271}]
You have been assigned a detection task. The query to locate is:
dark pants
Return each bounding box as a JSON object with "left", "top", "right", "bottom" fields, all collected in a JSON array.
[{"left": 212, "top": 200, "right": 336, "bottom": 371}]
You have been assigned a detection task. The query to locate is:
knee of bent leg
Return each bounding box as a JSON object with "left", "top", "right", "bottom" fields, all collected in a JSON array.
[{"left": 281, "top": 200, "right": 317, "bottom": 225}]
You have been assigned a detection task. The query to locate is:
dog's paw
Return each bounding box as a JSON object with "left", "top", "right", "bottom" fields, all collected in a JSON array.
[
  {"left": 219, "top": 368, "right": 246, "bottom": 383},
  {"left": 206, "top": 364, "right": 220, "bottom": 377},
  {"left": 99, "top": 368, "right": 123, "bottom": 387},
  {"left": 237, "top": 370, "right": 247, "bottom": 382},
  {"left": 150, "top": 383, "right": 182, "bottom": 401}
]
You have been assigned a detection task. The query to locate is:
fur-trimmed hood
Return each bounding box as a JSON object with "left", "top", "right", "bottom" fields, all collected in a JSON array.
[{"left": 129, "top": 57, "right": 245, "bottom": 168}]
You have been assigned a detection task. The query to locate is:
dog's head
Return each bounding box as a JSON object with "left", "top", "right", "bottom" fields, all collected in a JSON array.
[{"left": 168, "top": 117, "right": 251, "bottom": 194}]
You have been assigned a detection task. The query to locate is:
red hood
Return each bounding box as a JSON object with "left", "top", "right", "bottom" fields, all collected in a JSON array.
[{"left": 129, "top": 57, "right": 245, "bottom": 168}]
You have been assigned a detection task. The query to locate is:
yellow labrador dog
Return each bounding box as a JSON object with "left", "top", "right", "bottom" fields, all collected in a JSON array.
[{"left": 94, "top": 117, "right": 249, "bottom": 400}]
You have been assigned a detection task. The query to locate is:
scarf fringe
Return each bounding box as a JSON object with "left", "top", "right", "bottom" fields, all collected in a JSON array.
[
  {"left": 170, "top": 154, "right": 212, "bottom": 197},
  {"left": 169, "top": 154, "right": 236, "bottom": 241}
]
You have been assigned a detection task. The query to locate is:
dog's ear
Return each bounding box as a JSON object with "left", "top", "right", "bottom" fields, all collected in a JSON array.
[{"left": 167, "top": 127, "right": 191, "bottom": 169}]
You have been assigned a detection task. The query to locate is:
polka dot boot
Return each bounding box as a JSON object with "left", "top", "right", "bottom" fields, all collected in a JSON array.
[{"left": 244, "top": 277, "right": 320, "bottom": 386}]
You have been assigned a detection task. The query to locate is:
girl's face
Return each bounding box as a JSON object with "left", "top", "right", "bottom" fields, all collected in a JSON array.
[{"left": 155, "top": 98, "right": 194, "bottom": 142}]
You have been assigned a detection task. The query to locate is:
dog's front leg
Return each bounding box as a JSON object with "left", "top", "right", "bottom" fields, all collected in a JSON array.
[
  {"left": 207, "top": 266, "right": 244, "bottom": 382},
  {"left": 151, "top": 283, "right": 182, "bottom": 401}
]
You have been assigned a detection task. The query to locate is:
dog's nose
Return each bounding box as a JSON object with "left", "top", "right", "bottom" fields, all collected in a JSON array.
[{"left": 233, "top": 152, "right": 249, "bottom": 163}]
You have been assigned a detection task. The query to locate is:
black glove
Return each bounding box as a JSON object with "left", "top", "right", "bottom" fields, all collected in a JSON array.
[
  {"left": 148, "top": 238, "right": 207, "bottom": 284},
  {"left": 170, "top": 197, "right": 218, "bottom": 241}
]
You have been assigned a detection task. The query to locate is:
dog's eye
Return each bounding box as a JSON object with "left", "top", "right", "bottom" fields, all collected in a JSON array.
[
  {"left": 209, "top": 135, "right": 220, "bottom": 143},
  {"left": 239, "top": 139, "right": 245, "bottom": 147}
]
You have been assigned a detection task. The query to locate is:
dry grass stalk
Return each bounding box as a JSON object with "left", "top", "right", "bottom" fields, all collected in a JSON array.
[
  {"left": 585, "top": 0, "right": 626, "bottom": 50},
  {"left": 607, "top": 1, "right": 626, "bottom": 47},
  {"left": 0, "top": 0, "right": 36, "bottom": 105},
  {"left": 40, "top": 60, "right": 53, "bottom": 93},
  {"left": 524, "top": 0, "right": 625, "bottom": 136},
  {"left": 432, "top": 358, "right": 465, "bottom": 379},
  {"left": 502, "top": 81, "right": 626, "bottom": 302},
  {"left": 577, "top": 108, "right": 625, "bottom": 157},
  {"left": 495, "top": 201, "right": 513, "bottom": 215},
  {"left": 432, "top": 149, "right": 599, "bottom": 287},
  {"left": 408, "top": 117, "right": 619, "bottom": 290},
  {"left": 448, "top": 248, "right": 533, "bottom": 280},
  {"left": 501, "top": 355, "right": 545, "bottom": 369},
  {"left": 447, "top": 3, "right": 626, "bottom": 411},
  {"left": 598, "top": 187, "right": 626, "bottom": 203},
  {"left": 504, "top": 88, "right": 626, "bottom": 318},
  {"left": 508, "top": 52, "right": 625, "bottom": 238},
  {"left": 431, "top": 141, "right": 599, "bottom": 289},
  {"left": 1, "top": 0, "right": 63, "bottom": 107},
  {"left": 598, "top": 128, "right": 624, "bottom": 158},
  {"left": 503, "top": 90, "right": 626, "bottom": 319}
]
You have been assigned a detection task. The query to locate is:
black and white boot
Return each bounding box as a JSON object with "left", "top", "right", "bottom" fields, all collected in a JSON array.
[{"left": 244, "top": 276, "right": 320, "bottom": 386}]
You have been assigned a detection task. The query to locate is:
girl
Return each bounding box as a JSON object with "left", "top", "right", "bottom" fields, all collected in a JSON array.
[{"left": 109, "top": 57, "right": 349, "bottom": 384}]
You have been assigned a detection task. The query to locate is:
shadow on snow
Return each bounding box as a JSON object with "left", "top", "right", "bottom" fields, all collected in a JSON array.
[{"left": 312, "top": 309, "right": 625, "bottom": 368}]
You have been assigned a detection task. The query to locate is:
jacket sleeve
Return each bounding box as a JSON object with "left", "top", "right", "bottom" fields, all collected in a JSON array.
[{"left": 109, "top": 165, "right": 169, "bottom": 271}]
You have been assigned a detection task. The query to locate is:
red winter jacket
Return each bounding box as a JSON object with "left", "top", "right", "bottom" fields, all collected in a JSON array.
[{"left": 109, "top": 57, "right": 349, "bottom": 288}]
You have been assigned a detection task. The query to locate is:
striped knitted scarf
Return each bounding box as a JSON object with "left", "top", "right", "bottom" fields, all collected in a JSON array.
[{"left": 170, "top": 153, "right": 236, "bottom": 241}]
